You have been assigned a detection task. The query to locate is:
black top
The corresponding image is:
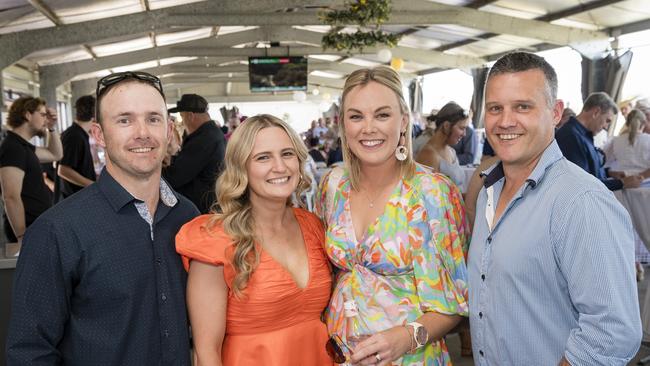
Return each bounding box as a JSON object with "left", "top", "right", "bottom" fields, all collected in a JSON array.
[
  {"left": 6, "top": 169, "right": 199, "bottom": 366},
  {"left": 163, "top": 121, "right": 226, "bottom": 213},
  {"left": 0, "top": 131, "right": 52, "bottom": 241},
  {"left": 59, "top": 122, "right": 96, "bottom": 197},
  {"left": 556, "top": 117, "right": 622, "bottom": 191},
  {"left": 309, "top": 148, "right": 326, "bottom": 163}
]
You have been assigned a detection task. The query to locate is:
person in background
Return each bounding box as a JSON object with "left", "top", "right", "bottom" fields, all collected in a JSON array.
[
  {"left": 308, "top": 136, "right": 327, "bottom": 164},
  {"left": 58, "top": 95, "right": 97, "bottom": 198},
  {"left": 412, "top": 108, "right": 438, "bottom": 157},
  {"left": 7, "top": 71, "right": 199, "bottom": 365},
  {"left": 176, "top": 114, "right": 332, "bottom": 365},
  {"left": 415, "top": 102, "right": 470, "bottom": 188},
  {"left": 317, "top": 66, "right": 468, "bottom": 365},
  {"left": 556, "top": 92, "right": 642, "bottom": 191},
  {"left": 452, "top": 109, "right": 477, "bottom": 165},
  {"left": 326, "top": 137, "right": 343, "bottom": 166},
  {"left": 557, "top": 107, "right": 575, "bottom": 129},
  {"left": 469, "top": 51, "right": 641, "bottom": 365},
  {"left": 0, "top": 96, "right": 62, "bottom": 243},
  {"left": 604, "top": 109, "right": 650, "bottom": 179},
  {"left": 164, "top": 94, "right": 226, "bottom": 213}
]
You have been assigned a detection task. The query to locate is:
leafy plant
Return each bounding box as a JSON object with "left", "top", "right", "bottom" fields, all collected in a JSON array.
[{"left": 320, "top": 0, "right": 402, "bottom": 53}]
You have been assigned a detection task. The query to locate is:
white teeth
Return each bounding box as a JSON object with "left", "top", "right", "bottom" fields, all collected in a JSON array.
[
  {"left": 360, "top": 140, "right": 383, "bottom": 147},
  {"left": 499, "top": 134, "right": 520, "bottom": 140},
  {"left": 267, "top": 177, "right": 289, "bottom": 184},
  {"left": 130, "top": 147, "right": 153, "bottom": 153}
]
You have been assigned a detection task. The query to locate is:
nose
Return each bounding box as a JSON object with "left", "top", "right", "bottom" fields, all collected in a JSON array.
[
  {"left": 134, "top": 119, "right": 151, "bottom": 139},
  {"left": 271, "top": 155, "right": 288, "bottom": 172},
  {"left": 361, "top": 116, "right": 377, "bottom": 134},
  {"left": 495, "top": 108, "right": 517, "bottom": 129}
]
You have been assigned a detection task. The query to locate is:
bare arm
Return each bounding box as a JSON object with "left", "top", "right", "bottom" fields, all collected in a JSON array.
[
  {"left": 57, "top": 164, "right": 94, "bottom": 187},
  {"left": 0, "top": 166, "right": 26, "bottom": 240},
  {"left": 187, "top": 260, "right": 228, "bottom": 366},
  {"left": 415, "top": 145, "right": 440, "bottom": 172},
  {"left": 35, "top": 108, "right": 63, "bottom": 162}
]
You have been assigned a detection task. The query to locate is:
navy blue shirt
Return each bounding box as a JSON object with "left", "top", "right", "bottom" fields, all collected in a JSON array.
[
  {"left": 6, "top": 169, "right": 199, "bottom": 366},
  {"left": 555, "top": 117, "right": 623, "bottom": 191}
]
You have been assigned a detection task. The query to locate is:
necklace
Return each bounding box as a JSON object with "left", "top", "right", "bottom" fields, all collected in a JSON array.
[{"left": 363, "top": 184, "right": 388, "bottom": 208}]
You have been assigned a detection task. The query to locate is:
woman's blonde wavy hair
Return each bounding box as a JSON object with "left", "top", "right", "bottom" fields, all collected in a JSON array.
[
  {"left": 210, "top": 114, "right": 311, "bottom": 296},
  {"left": 339, "top": 66, "right": 416, "bottom": 191},
  {"left": 623, "top": 109, "right": 646, "bottom": 146}
]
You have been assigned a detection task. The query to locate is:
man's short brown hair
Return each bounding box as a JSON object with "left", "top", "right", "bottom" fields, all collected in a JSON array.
[{"left": 6, "top": 96, "right": 46, "bottom": 128}]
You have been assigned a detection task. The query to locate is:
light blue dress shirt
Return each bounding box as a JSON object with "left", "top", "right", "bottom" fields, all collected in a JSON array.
[{"left": 468, "top": 140, "right": 641, "bottom": 365}]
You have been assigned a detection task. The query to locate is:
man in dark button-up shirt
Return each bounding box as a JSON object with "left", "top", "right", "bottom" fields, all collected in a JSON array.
[
  {"left": 556, "top": 92, "right": 642, "bottom": 190},
  {"left": 6, "top": 71, "right": 199, "bottom": 365}
]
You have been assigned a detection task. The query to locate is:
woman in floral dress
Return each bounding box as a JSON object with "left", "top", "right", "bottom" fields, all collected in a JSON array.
[{"left": 317, "top": 66, "right": 469, "bottom": 366}]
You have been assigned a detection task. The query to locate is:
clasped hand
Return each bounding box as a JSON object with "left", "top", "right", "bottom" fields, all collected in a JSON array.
[{"left": 349, "top": 326, "right": 412, "bottom": 366}]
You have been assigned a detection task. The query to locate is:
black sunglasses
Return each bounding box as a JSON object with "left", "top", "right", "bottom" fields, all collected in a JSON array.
[{"left": 326, "top": 335, "right": 353, "bottom": 363}]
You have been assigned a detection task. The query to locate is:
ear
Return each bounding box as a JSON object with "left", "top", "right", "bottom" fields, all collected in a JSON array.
[
  {"left": 166, "top": 117, "right": 174, "bottom": 144},
  {"left": 23, "top": 111, "right": 32, "bottom": 122},
  {"left": 443, "top": 121, "right": 452, "bottom": 135},
  {"left": 552, "top": 99, "right": 564, "bottom": 127},
  {"left": 90, "top": 122, "right": 107, "bottom": 148},
  {"left": 400, "top": 112, "right": 408, "bottom": 132}
]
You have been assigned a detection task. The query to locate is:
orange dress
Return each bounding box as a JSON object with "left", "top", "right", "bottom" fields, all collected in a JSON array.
[{"left": 176, "top": 207, "right": 334, "bottom": 366}]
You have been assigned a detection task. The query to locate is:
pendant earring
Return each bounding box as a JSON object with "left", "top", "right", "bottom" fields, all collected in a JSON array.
[{"left": 395, "top": 131, "right": 408, "bottom": 161}]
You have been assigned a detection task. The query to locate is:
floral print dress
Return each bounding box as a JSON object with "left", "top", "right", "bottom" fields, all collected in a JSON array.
[{"left": 316, "top": 164, "right": 469, "bottom": 366}]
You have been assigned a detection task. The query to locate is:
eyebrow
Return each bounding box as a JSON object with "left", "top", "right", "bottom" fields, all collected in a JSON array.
[
  {"left": 346, "top": 105, "right": 392, "bottom": 114},
  {"left": 251, "top": 147, "right": 295, "bottom": 158},
  {"left": 110, "top": 111, "right": 165, "bottom": 119}
]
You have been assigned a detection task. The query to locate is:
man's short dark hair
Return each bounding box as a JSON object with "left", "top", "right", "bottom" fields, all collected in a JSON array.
[
  {"left": 487, "top": 51, "right": 558, "bottom": 107},
  {"left": 95, "top": 72, "right": 165, "bottom": 124},
  {"left": 6, "top": 96, "right": 46, "bottom": 128},
  {"left": 75, "top": 95, "right": 95, "bottom": 122},
  {"left": 582, "top": 92, "right": 618, "bottom": 115}
]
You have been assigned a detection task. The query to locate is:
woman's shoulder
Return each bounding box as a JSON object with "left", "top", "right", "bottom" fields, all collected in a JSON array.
[
  {"left": 411, "top": 163, "right": 455, "bottom": 189},
  {"left": 293, "top": 207, "right": 325, "bottom": 232},
  {"left": 176, "top": 214, "right": 233, "bottom": 264}
]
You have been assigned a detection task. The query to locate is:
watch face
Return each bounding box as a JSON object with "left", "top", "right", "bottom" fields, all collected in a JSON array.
[{"left": 415, "top": 326, "right": 428, "bottom": 345}]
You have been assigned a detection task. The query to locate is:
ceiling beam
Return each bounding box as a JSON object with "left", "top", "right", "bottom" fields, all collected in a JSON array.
[
  {"left": 166, "top": 8, "right": 607, "bottom": 46},
  {"left": 435, "top": 0, "right": 622, "bottom": 52},
  {"left": 0, "top": 0, "right": 340, "bottom": 68},
  {"left": 26, "top": 0, "right": 61, "bottom": 26},
  {"left": 140, "top": 0, "right": 150, "bottom": 12}
]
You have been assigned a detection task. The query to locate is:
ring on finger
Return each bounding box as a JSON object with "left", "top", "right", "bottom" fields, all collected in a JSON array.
[{"left": 375, "top": 353, "right": 382, "bottom": 362}]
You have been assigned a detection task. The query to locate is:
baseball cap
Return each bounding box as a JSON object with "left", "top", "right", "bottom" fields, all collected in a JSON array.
[{"left": 168, "top": 94, "right": 208, "bottom": 113}]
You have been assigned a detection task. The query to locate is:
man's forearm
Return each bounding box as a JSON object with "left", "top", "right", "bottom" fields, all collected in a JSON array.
[
  {"left": 58, "top": 165, "right": 93, "bottom": 187},
  {"left": 45, "top": 130, "right": 63, "bottom": 161},
  {"left": 4, "top": 196, "right": 26, "bottom": 239}
]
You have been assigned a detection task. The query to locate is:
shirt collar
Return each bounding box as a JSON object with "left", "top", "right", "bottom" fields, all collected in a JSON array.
[
  {"left": 97, "top": 168, "right": 179, "bottom": 212},
  {"left": 7, "top": 131, "right": 33, "bottom": 147},
  {"left": 568, "top": 116, "right": 593, "bottom": 139},
  {"left": 481, "top": 140, "right": 564, "bottom": 189}
]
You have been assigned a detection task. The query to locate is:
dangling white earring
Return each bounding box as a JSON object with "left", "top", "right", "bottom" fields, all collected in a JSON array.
[{"left": 395, "top": 131, "right": 408, "bottom": 161}]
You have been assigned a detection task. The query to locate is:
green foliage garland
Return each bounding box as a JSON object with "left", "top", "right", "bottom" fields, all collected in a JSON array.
[{"left": 320, "top": 0, "right": 402, "bottom": 53}]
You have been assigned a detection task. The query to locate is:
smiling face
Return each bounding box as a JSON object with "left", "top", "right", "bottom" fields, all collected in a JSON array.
[
  {"left": 246, "top": 126, "right": 301, "bottom": 204},
  {"left": 92, "top": 81, "right": 171, "bottom": 183},
  {"left": 342, "top": 81, "right": 407, "bottom": 170},
  {"left": 445, "top": 118, "right": 469, "bottom": 146},
  {"left": 484, "top": 69, "right": 563, "bottom": 173}
]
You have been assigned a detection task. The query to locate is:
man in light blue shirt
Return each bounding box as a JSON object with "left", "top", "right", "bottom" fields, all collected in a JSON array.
[{"left": 468, "top": 51, "right": 641, "bottom": 365}]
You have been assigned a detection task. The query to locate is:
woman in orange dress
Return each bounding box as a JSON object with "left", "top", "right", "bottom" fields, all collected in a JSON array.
[{"left": 176, "top": 114, "right": 333, "bottom": 366}]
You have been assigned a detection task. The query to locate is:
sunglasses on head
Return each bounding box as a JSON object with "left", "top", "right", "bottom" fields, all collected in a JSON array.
[
  {"left": 95, "top": 71, "right": 165, "bottom": 119},
  {"left": 326, "top": 334, "right": 353, "bottom": 363}
]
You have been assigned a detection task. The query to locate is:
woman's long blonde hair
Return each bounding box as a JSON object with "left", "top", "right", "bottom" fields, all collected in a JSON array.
[
  {"left": 210, "top": 114, "right": 310, "bottom": 296},
  {"left": 339, "top": 66, "right": 416, "bottom": 191}
]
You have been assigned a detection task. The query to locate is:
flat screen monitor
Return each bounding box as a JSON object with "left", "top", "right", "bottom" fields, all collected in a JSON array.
[{"left": 248, "top": 56, "right": 308, "bottom": 92}]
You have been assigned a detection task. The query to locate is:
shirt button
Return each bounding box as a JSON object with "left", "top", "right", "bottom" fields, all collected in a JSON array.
[
  {"left": 156, "top": 258, "right": 162, "bottom": 265},
  {"left": 479, "top": 312, "right": 483, "bottom": 318},
  {"left": 487, "top": 236, "right": 492, "bottom": 243},
  {"left": 479, "top": 350, "right": 484, "bottom": 357},
  {"left": 481, "top": 274, "right": 486, "bottom": 281},
  {"left": 163, "top": 330, "right": 169, "bottom": 337},
  {"left": 161, "top": 293, "right": 167, "bottom": 301}
]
